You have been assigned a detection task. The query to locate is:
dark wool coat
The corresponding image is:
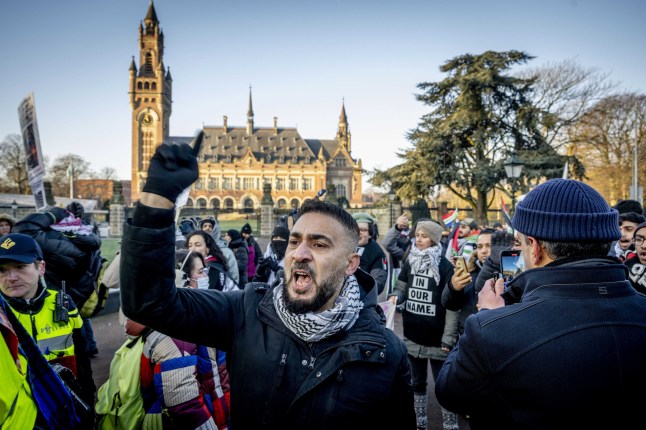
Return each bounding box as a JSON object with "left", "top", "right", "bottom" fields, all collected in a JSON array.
[
  {"left": 121, "top": 204, "right": 416, "bottom": 430},
  {"left": 436, "top": 258, "right": 646, "bottom": 430}
]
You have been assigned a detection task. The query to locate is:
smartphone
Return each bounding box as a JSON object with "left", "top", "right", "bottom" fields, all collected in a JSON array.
[
  {"left": 455, "top": 256, "right": 468, "bottom": 273},
  {"left": 500, "top": 250, "right": 523, "bottom": 281}
]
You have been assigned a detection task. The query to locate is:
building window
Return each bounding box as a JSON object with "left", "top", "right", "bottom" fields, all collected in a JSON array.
[
  {"left": 235, "top": 178, "right": 241, "bottom": 191},
  {"left": 223, "top": 178, "right": 232, "bottom": 190},
  {"left": 277, "top": 199, "right": 287, "bottom": 209},
  {"left": 302, "top": 178, "right": 311, "bottom": 191},
  {"left": 243, "top": 178, "right": 255, "bottom": 190},
  {"left": 210, "top": 198, "right": 220, "bottom": 209},
  {"left": 197, "top": 198, "right": 207, "bottom": 208},
  {"left": 209, "top": 177, "right": 219, "bottom": 190},
  {"left": 289, "top": 178, "right": 298, "bottom": 191},
  {"left": 194, "top": 178, "right": 205, "bottom": 190},
  {"left": 266, "top": 154, "right": 272, "bottom": 162},
  {"left": 224, "top": 198, "right": 234, "bottom": 211},
  {"left": 276, "top": 178, "right": 284, "bottom": 191},
  {"left": 292, "top": 155, "right": 298, "bottom": 163},
  {"left": 243, "top": 198, "right": 254, "bottom": 213},
  {"left": 334, "top": 157, "right": 346, "bottom": 167},
  {"left": 337, "top": 184, "right": 347, "bottom": 197}
]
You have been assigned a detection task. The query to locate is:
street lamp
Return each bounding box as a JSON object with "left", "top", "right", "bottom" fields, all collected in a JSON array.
[
  {"left": 10, "top": 200, "right": 18, "bottom": 220},
  {"left": 388, "top": 187, "right": 396, "bottom": 226},
  {"left": 504, "top": 154, "right": 525, "bottom": 214}
]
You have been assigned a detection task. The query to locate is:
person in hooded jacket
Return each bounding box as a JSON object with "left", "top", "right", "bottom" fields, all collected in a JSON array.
[
  {"left": 199, "top": 217, "right": 239, "bottom": 285},
  {"left": 225, "top": 229, "right": 248, "bottom": 287},
  {"left": 240, "top": 223, "right": 262, "bottom": 280},
  {"left": 120, "top": 138, "right": 416, "bottom": 429},
  {"left": 253, "top": 226, "right": 290, "bottom": 286}
]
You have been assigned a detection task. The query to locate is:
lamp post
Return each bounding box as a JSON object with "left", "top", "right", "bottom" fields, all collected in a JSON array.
[
  {"left": 504, "top": 154, "right": 525, "bottom": 214},
  {"left": 388, "top": 188, "right": 396, "bottom": 226},
  {"left": 10, "top": 200, "right": 18, "bottom": 219}
]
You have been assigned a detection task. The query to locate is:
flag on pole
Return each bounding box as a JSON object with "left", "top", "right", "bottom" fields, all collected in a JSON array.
[
  {"left": 562, "top": 161, "right": 569, "bottom": 179},
  {"left": 501, "top": 197, "right": 513, "bottom": 229},
  {"left": 442, "top": 208, "right": 459, "bottom": 229}
]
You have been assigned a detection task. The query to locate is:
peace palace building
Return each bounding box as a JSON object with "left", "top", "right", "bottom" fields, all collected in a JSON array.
[{"left": 129, "top": 3, "right": 363, "bottom": 210}]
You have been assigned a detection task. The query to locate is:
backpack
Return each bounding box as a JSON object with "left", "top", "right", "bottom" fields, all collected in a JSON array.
[
  {"left": 78, "top": 249, "right": 108, "bottom": 318},
  {"left": 95, "top": 330, "right": 151, "bottom": 430}
]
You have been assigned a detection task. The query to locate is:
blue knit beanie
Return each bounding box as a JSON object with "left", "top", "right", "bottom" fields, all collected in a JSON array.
[{"left": 512, "top": 179, "right": 620, "bottom": 242}]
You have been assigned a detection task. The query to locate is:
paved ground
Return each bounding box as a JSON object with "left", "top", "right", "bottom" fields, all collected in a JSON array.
[{"left": 90, "top": 236, "right": 445, "bottom": 429}]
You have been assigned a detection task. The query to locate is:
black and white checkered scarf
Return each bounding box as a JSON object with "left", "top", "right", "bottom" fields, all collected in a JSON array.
[
  {"left": 272, "top": 274, "right": 364, "bottom": 342},
  {"left": 407, "top": 244, "right": 442, "bottom": 282}
]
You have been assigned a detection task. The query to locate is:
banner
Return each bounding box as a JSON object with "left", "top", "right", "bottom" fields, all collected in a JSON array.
[{"left": 17, "top": 93, "right": 47, "bottom": 210}]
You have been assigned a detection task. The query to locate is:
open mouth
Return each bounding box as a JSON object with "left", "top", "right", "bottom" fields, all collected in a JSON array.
[{"left": 291, "top": 269, "right": 313, "bottom": 293}]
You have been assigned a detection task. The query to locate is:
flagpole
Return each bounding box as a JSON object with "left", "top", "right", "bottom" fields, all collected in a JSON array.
[{"left": 69, "top": 164, "right": 73, "bottom": 199}]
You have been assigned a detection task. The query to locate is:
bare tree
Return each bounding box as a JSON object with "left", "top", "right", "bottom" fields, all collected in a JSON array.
[
  {"left": 47, "top": 154, "right": 91, "bottom": 197},
  {"left": 0, "top": 134, "right": 31, "bottom": 194},
  {"left": 570, "top": 92, "right": 646, "bottom": 204}
]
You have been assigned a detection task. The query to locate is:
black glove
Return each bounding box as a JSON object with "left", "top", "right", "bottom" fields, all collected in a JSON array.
[
  {"left": 142, "top": 131, "right": 203, "bottom": 202},
  {"left": 48, "top": 207, "right": 69, "bottom": 223},
  {"left": 266, "top": 258, "right": 280, "bottom": 272}
]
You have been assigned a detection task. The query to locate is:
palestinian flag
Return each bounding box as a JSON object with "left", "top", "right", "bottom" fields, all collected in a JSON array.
[{"left": 442, "top": 208, "right": 459, "bottom": 229}]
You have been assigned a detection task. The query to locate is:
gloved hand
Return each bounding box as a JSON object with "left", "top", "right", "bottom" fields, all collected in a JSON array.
[
  {"left": 142, "top": 131, "right": 203, "bottom": 202},
  {"left": 266, "top": 257, "right": 280, "bottom": 273},
  {"left": 47, "top": 207, "right": 69, "bottom": 223}
]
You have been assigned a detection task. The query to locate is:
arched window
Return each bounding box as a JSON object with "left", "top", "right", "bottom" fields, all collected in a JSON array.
[
  {"left": 137, "top": 82, "right": 143, "bottom": 90},
  {"left": 334, "top": 157, "right": 346, "bottom": 167},
  {"left": 243, "top": 198, "right": 254, "bottom": 213},
  {"left": 277, "top": 199, "right": 287, "bottom": 209},
  {"left": 185, "top": 198, "right": 194, "bottom": 208},
  {"left": 224, "top": 198, "right": 234, "bottom": 211},
  {"left": 144, "top": 82, "right": 150, "bottom": 90},
  {"left": 210, "top": 198, "right": 221, "bottom": 209},
  {"left": 145, "top": 52, "right": 154, "bottom": 74},
  {"left": 151, "top": 82, "right": 157, "bottom": 91},
  {"left": 337, "top": 184, "right": 347, "bottom": 198},
  {"left": 290, "top": 199, "right": 300, "bottom": 210},
  {"left": 197, "top": 198, "right": 207, "bottom": 209}
]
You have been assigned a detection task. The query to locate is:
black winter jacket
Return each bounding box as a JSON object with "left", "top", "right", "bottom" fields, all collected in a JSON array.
[
  {"left": 14, "top": 212, "right": 101, "bottom": 308},
  {"left": 436, "top": 258, "right": 646, "bottom": 429},
  {"left": 121, "top": 204, "right": 416, "bottom": 430}
]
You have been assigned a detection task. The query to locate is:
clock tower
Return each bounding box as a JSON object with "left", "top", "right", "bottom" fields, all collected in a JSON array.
[{"left": 129, "top": 1, "right": 172, "bottom": 201}]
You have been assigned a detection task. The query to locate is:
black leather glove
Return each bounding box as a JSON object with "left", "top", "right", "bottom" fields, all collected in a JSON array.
[
  {"left": 48, "top": 207, "right": 69, "bottom": 223},
  {"left": 142, "top": 131, "right": 203, "bottom": 202}
]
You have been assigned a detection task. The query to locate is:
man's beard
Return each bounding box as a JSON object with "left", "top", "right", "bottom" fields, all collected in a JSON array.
[{"left": 281, "top": 260, "right": 347, "bottom": 314}]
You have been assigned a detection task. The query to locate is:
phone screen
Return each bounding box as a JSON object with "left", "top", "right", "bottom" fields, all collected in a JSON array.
[{"left": 500, "top": 250, "right": 524, "bottom": 281}]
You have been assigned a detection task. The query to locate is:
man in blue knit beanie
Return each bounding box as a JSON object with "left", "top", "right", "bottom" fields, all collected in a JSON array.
[{"left": 436, "top": 178, "right": 646, "bottom": 429}]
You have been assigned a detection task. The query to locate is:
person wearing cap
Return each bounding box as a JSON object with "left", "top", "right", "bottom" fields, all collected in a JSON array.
[
  {"left": 225, "top": 229, "right": 249, "bottom": 287},
  {"left": 199, "top": 217, "right": 240, "bottom": 285},
  {"left": 352, "top": 212, "right": 388, "bottom": 295},
  {"left": 240, "top": 223, "right": 262, "bottom": 280},
  {"left": 120, "top": 140, "right": 416, "bottom": 429},
  {"left": 609, "top": 212, "right": 645, "bottom": 261},
  {"left": 253, "top": 226, "right": 290, "bottom": 286},
  {"left": 387, "top": 220, "right": 459, "bottom": 430},
  {"left": 0, "top": 213, "right": 16, "bottom": 235},
  {"left": 436, "top": 179, "right": 646, "bottom": 429},
  {"left": 0, "top": 233, "right": 95, "bottom": 426},
  {"left": 625, "top": 221, "right": 646, "bottom": 294}
]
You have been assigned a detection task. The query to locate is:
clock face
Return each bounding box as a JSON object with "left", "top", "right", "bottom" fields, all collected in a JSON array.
[{"left": 142, "top": 113, "right": 153, "bottom": 126}]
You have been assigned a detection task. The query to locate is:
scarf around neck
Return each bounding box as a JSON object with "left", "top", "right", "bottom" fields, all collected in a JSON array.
[
  {"left": 407, "top": 244, "right": 442, "bottom": 282},
  {"left": 272, "top": 274, "right": 364, "bottom": 343}
]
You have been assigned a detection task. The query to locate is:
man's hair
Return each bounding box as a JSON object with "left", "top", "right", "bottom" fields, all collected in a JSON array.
[
  {"left": 297, "top": 199, "right": 359, "bottom": 252},
  {"left": 480, "top": 228, "right": 496, "bottom": 235},
  {"left": 613, "top": 199, "right": 643, "bottom": 215},
  {"left": 185, "top": 230, "right": 227, "bottom": 263},
  {"left": 619, "top": 212, "right": 646, "bottom": 225},
  {"left": 522, "top": 236, "right": 611, "bottom": 260}
]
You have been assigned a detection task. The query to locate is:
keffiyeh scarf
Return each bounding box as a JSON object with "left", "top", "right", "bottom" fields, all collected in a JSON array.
[
  {"left": 272, "top": 274, "right": 364, "bottom": 342},
  {"left": 407, "top": 244, "right": 443, "bottom": 283}
]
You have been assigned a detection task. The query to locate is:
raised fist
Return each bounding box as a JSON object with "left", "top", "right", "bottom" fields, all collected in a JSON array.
[{"left": 143, "top": 131, "right": 203, "bottom": 202}]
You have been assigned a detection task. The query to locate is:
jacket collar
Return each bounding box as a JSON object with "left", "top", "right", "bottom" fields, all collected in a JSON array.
[{"left": 503, "top": 257, "right": 631, "bottom": 304}]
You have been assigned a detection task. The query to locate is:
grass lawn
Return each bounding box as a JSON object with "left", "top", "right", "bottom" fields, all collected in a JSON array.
[{"left": 100, "top": 237, "right": 122, "bottom": 266}]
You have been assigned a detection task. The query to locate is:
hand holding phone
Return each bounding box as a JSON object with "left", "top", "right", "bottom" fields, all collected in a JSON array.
[{"left": 455, "top": 256, "right": 468, "bottom": 274}]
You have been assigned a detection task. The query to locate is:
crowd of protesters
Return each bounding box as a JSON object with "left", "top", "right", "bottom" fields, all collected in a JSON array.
[{"left": 2, "top": 137, "right": 646, "bottom": 430}]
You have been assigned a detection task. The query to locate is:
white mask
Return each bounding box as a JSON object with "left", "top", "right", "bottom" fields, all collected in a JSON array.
[{"left": 196, "top": 276, "right": 210, "bottom": 290}]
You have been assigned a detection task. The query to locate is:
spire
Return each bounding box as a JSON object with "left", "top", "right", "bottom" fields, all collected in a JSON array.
[
  {"left": 129, "top": 56, "right": 137, "bottom": 72},
  {"left": 339, "top": 97, "right": 348, "bottom": 124},
  {"left": 165, "top": 67, "right": 172, "bottom": 81},
  {"left": 145, "top": 0, "right": 159, "bottom": 24},
  {"left": 336, "top": 98, "right": 350, "bottom": 151},
  {"left": 246, "top": 86, "right": 254, "bottom": 135}
]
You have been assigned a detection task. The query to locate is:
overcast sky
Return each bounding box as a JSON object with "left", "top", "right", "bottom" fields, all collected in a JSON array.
[{"left": 1, "top": 0, "right": 644, "bottom": 187}]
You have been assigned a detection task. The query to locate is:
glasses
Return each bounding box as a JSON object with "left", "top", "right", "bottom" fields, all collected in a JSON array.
[{"left": 634, "top": 236, "right": 645, "bottom": 246}]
